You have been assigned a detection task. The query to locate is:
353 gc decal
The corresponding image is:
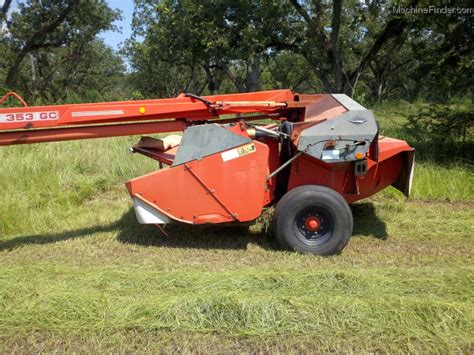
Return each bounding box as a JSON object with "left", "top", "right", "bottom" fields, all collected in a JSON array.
[{"left": 0, "top": 111, "right": 59, "bottom": 123}]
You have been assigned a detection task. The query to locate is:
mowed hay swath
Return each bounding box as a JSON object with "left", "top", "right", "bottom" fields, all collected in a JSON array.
[{"left": 0, "top": 107, "right": 473, "bottom": 352}]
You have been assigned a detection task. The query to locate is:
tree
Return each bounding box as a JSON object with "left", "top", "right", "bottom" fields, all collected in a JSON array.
[
  {"left": 288, "top": 0, "right": 420, "bottom": 94},
  {"left": 128, "top": 0, "right": 294, "bottom": 96},
  {"left": 1, "top": 0, "right": 125, "bottom": 103},
  {"left": 33, "top": 40, "right": 127, "bottom": 103},
  {"left": 359, "top": 0, "right": 474, "bottom": 103},
  {"left": 407, "top": 1, "right": 473, "bottom": 101}
]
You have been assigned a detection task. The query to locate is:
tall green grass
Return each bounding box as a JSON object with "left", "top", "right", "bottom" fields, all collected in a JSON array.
[
  {"left": 0, "top": 137, "right": 155, "bottom": 236},
  {"left": 1, "top": 138, "right": 471, "bottom": 237},
  {"left": 411, "top": 161, "right": 473, "bottom": 201}
]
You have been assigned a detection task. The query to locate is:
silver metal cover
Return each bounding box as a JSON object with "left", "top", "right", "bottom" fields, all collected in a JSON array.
[
  {"left": 297, "top": 110, "right": 378, "bottom": 162},
  {"left": 172, "top": 124, "right": 251, "bottom": 166}
]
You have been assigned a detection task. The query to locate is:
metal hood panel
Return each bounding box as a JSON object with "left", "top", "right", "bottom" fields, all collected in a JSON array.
[
  {"left": 297, "top": 110, "right": 378, "bottom": 162},
  {"left": 173, "top": 124, "right": 251, "bottom": 166}
]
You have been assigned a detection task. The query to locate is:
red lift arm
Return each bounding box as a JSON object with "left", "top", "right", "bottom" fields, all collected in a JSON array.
[{"left": 0, "top": 90, "right": 293, "bottom": 145}]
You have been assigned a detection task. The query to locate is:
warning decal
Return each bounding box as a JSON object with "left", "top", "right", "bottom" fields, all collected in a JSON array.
[{"left": 221, "top": 143, "right": 256, "bottom": 162}]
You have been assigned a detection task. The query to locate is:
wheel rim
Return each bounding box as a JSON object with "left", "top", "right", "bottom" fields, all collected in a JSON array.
[{"left": 294, "top": 207, "right": 334, "bottom": 246}]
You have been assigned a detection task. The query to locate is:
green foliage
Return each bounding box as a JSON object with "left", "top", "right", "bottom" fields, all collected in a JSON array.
[
  {"left": 125, "top": 0, "right": 473, "bottom": 102},
  {"left": 407, "top": 102, "right": 473, "bottom": 143},
  {"left": 1, "top": 1, "right": 472, "bottom": 103},
  {"left": 404, "top": 101, "right": 473, "bottom": 160},
  {"left": 0, "top": 3, "right": 473, "bottom": 352},
  {"left": 406, "top": 1, "right": 473, "bottom": 102},
  {"left": 128, "top": 0, "right": 295, "bottom": 96},
  {"left": 1, "top": 0, "right": 128, "bottom": 103}
]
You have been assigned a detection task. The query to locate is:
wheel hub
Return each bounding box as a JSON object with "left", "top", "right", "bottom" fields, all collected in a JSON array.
[
  {"left": 295, "top": 208, "right": 333, "bottom": 243},
  {"left": 305, "top": 216, "right": 320, "bottom": 232}
]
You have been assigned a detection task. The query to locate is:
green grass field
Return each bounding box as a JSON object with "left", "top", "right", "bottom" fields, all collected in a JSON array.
[{"left": 0, "top": 106, "right": 473, "bottom": 352}]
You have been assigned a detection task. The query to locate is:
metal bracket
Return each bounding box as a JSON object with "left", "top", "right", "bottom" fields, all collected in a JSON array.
[
  {"left": 354, "top": 159, "right": 367, "bottom": 176},
  {"left": 0, "top": 92, "right": 28, "bottom": 107}
]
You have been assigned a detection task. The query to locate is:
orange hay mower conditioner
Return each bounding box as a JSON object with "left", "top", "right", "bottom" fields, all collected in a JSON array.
[{"left": 0, "top": 90, "right": 414, "bottom": 255}]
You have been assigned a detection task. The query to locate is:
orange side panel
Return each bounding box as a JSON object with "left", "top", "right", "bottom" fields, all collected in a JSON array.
[
  {"left": 288, "top": 137, "right": 413, "bottom": 203},
  {"left": 126, "top": 140, "right": 270, "bottom": 224},
  {"left": 288, "top": 157, "right": 351, "bottom": 196}
]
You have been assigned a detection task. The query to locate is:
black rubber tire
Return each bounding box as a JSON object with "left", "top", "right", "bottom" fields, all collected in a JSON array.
[{"left": 272, "top": 185, "right": 353, "bottom": 255}]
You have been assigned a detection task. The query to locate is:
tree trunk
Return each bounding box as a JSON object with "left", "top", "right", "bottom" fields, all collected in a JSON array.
[
  {"left": 331, "top": 0, "right": 343, "bottom": 92},
  {"left": 1, "top": 0, "right": 12, "bottom": 23},
  {"left": 29, "top": 54, "right": 39, "bottom": 98},
  {"left": 245, "top": 56, "right": 261, "bottom": 92},
  {"left": 203, "top": 64, "right": 217, "bottom": 94}
]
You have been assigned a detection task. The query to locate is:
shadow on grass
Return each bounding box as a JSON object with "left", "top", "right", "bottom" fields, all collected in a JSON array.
[
  {"left": 0, "top": 209, "right": 278, "bottom": 252},
  {"left": 351, "top": 202, "right": 388, "bottom": 240},
  {"left": 0, "top": 223, "right": 119, "bottom": 251},
  {"left": 116, "top": 209, "right": 279, "bottom": 251},
  {"left": 0, "top": 202, "right": 387, "bottom": 251}
]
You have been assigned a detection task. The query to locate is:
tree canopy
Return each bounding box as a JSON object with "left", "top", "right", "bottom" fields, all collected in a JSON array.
[
  {"left": 126, "top": 0, "right": 472, "bottom": 103},
  {"left": 0, "top": 0, "right": 472, "bottom": 104},
  {"left": 1, "top": 0, "right": 126, "bottom": 103}
]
